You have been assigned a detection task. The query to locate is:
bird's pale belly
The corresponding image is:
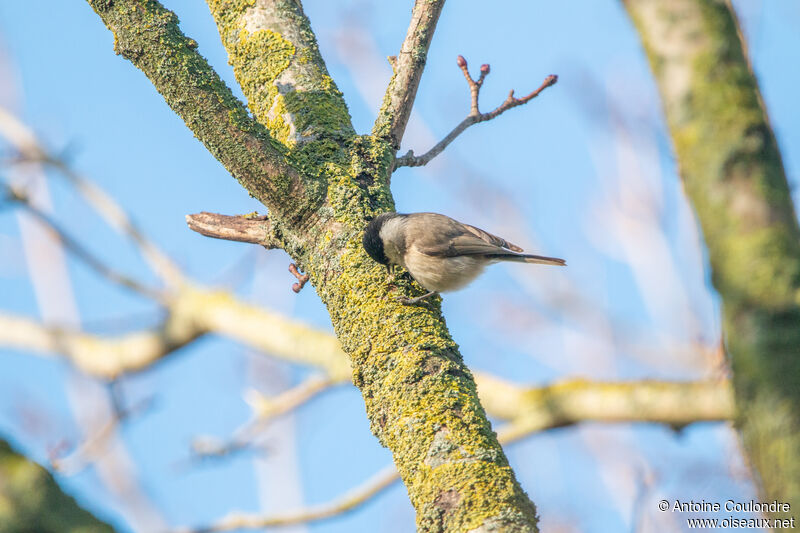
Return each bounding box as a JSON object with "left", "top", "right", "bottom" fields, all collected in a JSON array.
[{"left": 404, "top": 251, "right": 486, "bottom": 293}]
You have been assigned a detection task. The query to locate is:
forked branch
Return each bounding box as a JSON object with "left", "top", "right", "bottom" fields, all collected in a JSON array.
[
  {"left": 86, "top": 0, "right": 306, "bottom": 221},
  {"left": 396, "top": 55, "right": 557, "bottom": 168}
]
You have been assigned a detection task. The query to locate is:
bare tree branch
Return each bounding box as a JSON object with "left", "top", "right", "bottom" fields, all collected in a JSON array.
[
  {"left": 395, "top": 57, "right": 557, "bottom": 168},
  {"left": 191, "top": 375, "right": 336, "bottom": 461},
  {"left": 0, "top": 311, "right": 201, "bottom": 379},
  {"left": 51, "top": 396, "right": 155, "bottom": 475},
  {"left": 3, "top": 184, "right": 164, "bottom": 301},
  {"left": 372, "top": 0, "right": 447, "bottom": 149},
  {"left": 177, "top": 463, "right": 400, "bottom": 533},
  {"left": 186, "top": 212, "right": 314, "bottom": 292},
  {"left": 480, "top": 374, "right": 735, "bottom": 442},
  {"left": 0, "top": 107, "right": 185, "bottom": 287},
  {"left": 186, "top": 212, "right": 280, "bottom": 248},
  {"left": 0, "top": 286, "right": 352, "bottom": 381},
  {"left": 182, "top": 377, "right": 732, "bottom": 532}
]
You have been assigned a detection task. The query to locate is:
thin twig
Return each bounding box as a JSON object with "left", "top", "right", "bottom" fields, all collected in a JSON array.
[
  {"left": 372, "top": 0, "right": 447, "bottom": 149},
  {"left": 48, "top": 159, "right": 186, "bottom": 287},
  {"left": 190, "top": 376, "right": 336, "bottom": 461},
  {"left": 185, "top": 212, "right": 280, "bottom": 248},
  {"left": 177, "top": 463, "right": 400, "bottom": 533},
  {"left": 395, "top": 56, "right": 557, "bottom": 168},
  {"left": 4, "top": 184, "right": 164, "bottom": 301},
  {"left": 51, "top": 396, "right": 155, "bottom": 475}
]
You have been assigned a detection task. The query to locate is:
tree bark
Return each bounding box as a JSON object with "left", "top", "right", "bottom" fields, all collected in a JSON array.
[
  {"left": 87, "top": 0, "right": 540, "bottom": 530},
  {"left": 624, "top": 0, "right": 800, "bottom": 519}
]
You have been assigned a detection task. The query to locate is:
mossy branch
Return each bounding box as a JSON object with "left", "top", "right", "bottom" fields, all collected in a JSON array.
[
  {"left": 624, "top": 0, "right": 800, "bottom": 519},
  {"left": 373, "top": 0, "right": 446, "bottom": 149},
  {"left": 86, "top": 0, "right": 307, "bottom": 222},
  {"left": 206, "top": 0, "right": 354, "bottom": 148},
  {"left": 0, "top": 439, "right": 115, "bottom": 533}
]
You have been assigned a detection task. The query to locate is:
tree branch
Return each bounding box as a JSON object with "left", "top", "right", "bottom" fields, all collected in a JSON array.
[
  {"left": 624, "top": 0, "right": 800, "bottom": 517},
  {"left": 0, "top": 107, "right": 185, "bottom": 287},
  {"left": 480, "top": 374, "right": 735, "bottom": 442},
  {"left": 205, "top": 0, "right": 353, "bottom": 147},
  {"left": 395, "top": 57, "right": 557, "bottom": 168},
  {"left": 85, "top": 0, "right": 307, "bottom": 222},
  {"left": 0, "top": 440, "right": 115, "bottom": 532},
  {"left": 191, "top": 375, "right": 336, "bottom": 461},
  {"left": 51, "top": 396, "right": 155, "bottom": 475},
  {"left": 0, "top": 310, "right": 202, "bottom": 379},
  {"left": 178, "top": 464, "right": 400, "bottom": 533},
  {"left": 186, "top": 212, "right": 280, "bottom": 248},
  {"left": 4, "top": 184, "right": 164, "bottom": 301},
  {"left": 0, "top": 286, "right": 352, "bottom": 382},
  {"left": 372, "top": 0, "right": 446, "bottom": 149}
]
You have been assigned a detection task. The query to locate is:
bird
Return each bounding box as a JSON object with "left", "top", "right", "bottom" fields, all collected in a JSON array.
[{"left": 362, "top": 212, "right": 566, "bottom": 304}]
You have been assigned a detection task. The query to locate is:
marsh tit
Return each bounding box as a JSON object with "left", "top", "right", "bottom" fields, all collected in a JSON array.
[{"left": 362, "top": 212, "right": 566, "bottom": 304}]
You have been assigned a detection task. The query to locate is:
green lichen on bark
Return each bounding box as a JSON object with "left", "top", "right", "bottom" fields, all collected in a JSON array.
[
  {"left": 0, "top": 439, "right": 115, "bottom": 533},
  {"left": 207, "top": 0, "right": 352, "bottom": 148},
  {"left": 625, "top": 0, "right": 800, "bottom": 518},
  {"left": 86, "top": 0, "right": 307, "bottom": 223}
]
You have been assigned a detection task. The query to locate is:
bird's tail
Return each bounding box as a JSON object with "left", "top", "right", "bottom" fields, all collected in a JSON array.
[{"left": 488, "top": 253, "right": 566, "bottom": 266}]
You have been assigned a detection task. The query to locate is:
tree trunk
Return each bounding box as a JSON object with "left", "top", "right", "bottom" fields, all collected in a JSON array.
[{"left": 624, "top": 0, "right": 800, "bottom": 519}]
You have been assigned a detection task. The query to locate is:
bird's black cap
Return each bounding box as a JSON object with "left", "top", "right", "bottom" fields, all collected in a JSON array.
[{"left": 362, "top": 212, "right": 397, "bottom": 265}]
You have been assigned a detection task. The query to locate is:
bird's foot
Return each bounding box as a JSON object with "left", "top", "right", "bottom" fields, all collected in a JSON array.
[{"left": 396, "top": 291, "right": 438, "bottom": 305}]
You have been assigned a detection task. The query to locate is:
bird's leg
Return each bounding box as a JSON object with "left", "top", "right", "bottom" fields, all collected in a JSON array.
[{"left": 397, "top": 291, "right": 438, "bottom": 305}]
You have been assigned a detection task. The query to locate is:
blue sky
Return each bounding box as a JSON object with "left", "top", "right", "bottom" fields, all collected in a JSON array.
[{"left": 1, "top": 1, "right": 798, "bottom": 532}]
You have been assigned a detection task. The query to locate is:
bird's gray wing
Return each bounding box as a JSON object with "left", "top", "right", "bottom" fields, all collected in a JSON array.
[
  {"left": 404, "top": 213, "right": 523, "bottom": 257},
  {"left": 461, "top": 223, "right": 523, "bottom": 252},
  {"left": 418, "top": 230, "right": 523, "bottom": 258}
]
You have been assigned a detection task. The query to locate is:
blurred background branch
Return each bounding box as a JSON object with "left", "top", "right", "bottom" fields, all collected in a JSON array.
[{"left": 625, "top": 0, "right": 800, "bottom": 518}]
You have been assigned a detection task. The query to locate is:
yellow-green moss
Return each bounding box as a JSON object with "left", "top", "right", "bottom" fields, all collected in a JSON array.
[{"left": 229, "top": 28, "right": 295, "bottom": 126}]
